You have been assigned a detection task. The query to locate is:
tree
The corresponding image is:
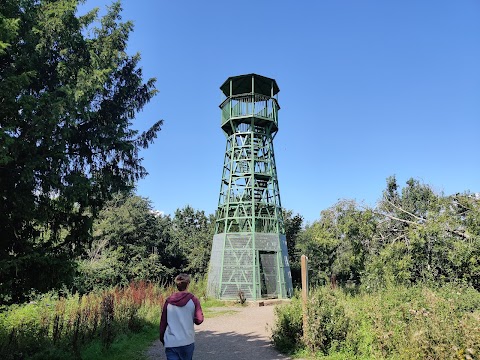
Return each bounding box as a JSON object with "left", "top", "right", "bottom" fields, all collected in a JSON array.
[
  {"left": 0, "top": 0, "right": 162, "bottom": 303},
  {"left": 283, "top": 210, "right": 303, "bottom": 265},
  {"left": 76, "top": 193, "right": 173, "bottom": 292},
  {"left": 298, "top": 200, "right": 373, "bottom": 287},
  {"left": 364, "top": 176, "right": 480, "bottom": 290},
  {"left": 292, "top": 176, "right": 479, "bottom": 291},
  {"left": 170, "top": 206, "right": 214, "bottom": 277},
  {"left": 0, "top": 2, "right": 19, "bottom": 56},
  {"left": 283, "top": 209, "right": 303, "bottom": 286}
]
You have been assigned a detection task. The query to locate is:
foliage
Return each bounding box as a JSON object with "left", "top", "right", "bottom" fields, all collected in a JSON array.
[
  {"left": 75, "top": 193, "right": 174, "bottom": 292},
  {"left": 283, "top": 210, "right": 304, "bottom": 286},
  {"left": 0, "top": 278, "right": 222, "bottom": 360},
  {"left": 0, "top": 1, "right": 19, "bottom": 56},
  {"left": 0, "top": 281, "right": 165, "bottom": 359},
  {"left": 169, "top": 206, "right": 215, "bottom": 277},
  {"left": 296, "top": 176, "right": 480, "bottom": 291},
  {"left": 364, "top": 177, "right": 480, "bottom": 290},
  {"left": 271, "top": 284, "right": 480, "bottom": 359},
  {"left": 74, "top": 197, "right": 215, "bottom": 293},
  {"left": 304, "top": 287, "right": 350, "bottom": 355},
  {"left": 0, "top": 0, "right": 162, "bottom": 303},
  {"left": 271, "top": 294, "right": 304, "bottom": 353},
  {"left": 80, "top": 323, "right": 159, "bottom": 360},
  {"left": 298, "top": 200, "right": 375, "bottom": 287}
]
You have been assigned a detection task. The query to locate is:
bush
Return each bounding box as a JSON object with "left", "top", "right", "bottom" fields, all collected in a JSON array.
[
  {"left": 365, "top": 285, "right": 480, "bottom": 360},
  {"left": 304, "top": 287, "right": 350, "bottom": 355},
  {"left": 272, "top": 285, "right": 480, "bottom": 359},
  {"left": 0, "top": 282, "right": 166, "bottom": 359},
  {"left": 271, "top": 295, "right": 304, "bottom": 353}
]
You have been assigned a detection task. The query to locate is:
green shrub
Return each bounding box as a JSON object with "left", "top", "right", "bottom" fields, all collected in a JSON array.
[
  {"left": 272, "top": 285, "right": 480, "bottom": 359},
  {"left": 0, "top": 282, "right": 166, "bottom": 359},
  {"left": 367, "top": 285, "right": 480, "bottom": 360},
  {"left": 271, "top": 295, "right": 304, "bottom": 353},
  {"left": 188, "top": 275, "right": 209, "bottom": 301},
  {"left": 304, "top": 287, "right": 350, "bottom": 355}
]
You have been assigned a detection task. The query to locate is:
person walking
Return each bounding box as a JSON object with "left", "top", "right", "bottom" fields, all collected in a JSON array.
[{"left": 160, "top": 274, "right": 204, "bottom": 360}]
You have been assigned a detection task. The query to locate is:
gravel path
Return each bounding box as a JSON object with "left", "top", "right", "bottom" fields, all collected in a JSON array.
[{"left": 146, "top": 304, "right": 292, "bottom": 360}]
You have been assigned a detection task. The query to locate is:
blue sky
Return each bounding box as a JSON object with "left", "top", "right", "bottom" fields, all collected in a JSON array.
[{"left": 81, "top": 0, "right": 480, "bottom": 224}]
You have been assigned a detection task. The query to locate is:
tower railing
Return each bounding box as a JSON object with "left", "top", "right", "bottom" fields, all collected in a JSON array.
[{"left": 220, "top": 93, "right": 279, "bottom": 125}]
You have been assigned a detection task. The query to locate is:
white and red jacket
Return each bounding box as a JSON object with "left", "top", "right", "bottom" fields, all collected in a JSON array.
[{"left": 159, "top": 292, "right": 204, "bottom": 348}]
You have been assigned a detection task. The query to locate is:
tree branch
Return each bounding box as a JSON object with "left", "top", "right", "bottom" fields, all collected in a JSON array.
[
  {"left": 384, "top": 199, "right": 426, "bottom": 222},
  {"left": 373, "top": 210, "right": 420, "bottom": 226},
  {"left": 445, "top": 228, "right": 471, "bottom": 240}
]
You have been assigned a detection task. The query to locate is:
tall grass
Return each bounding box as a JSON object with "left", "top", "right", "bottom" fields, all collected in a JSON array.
[
  {"left": 0, "top": 281, "right": 167, "bottom": 360},
  {"left": 272, "top": 284, "right": 480, "bottom": 359}
]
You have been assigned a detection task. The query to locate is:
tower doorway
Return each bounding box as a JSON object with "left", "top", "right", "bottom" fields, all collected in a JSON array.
[{"left": 259, "top": 251, "right": 278, "bottom": 298}]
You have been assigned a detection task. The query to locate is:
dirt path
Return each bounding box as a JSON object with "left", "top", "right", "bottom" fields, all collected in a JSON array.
[{"left": 146, "top": 305, "right": 292, "bottom": 360}]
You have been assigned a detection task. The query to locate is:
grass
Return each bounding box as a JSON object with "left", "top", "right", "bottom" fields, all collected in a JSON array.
[
  {"left": 80, "top": 297, "right": 233, "bottom": 360},
  {"left": 78, "top": 295, "right": 232, "bottom": 360},
  {"left": 272, "top": 284, "right": 480, "bottom": 360},
  {"left": 201, "top": 298, "right": 241, "bottom": 318},
  {"left": 0, "top": 280, "right": 233, "bottom": 360},
  {"left": 81, "top": 323, "right": 159, "bottom": 360}
]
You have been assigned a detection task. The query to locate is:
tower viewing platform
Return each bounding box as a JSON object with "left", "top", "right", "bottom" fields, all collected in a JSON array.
[{"left": 219, "top": 74, "right": 280, "bottom": 134}]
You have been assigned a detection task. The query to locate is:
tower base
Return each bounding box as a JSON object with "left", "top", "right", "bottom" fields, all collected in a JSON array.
[{"left": 207, "top": 232, "right": 293, "bottom": 300}]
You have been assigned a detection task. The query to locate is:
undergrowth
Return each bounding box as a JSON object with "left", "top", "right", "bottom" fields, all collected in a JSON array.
[
  {"left": 272, "top": 284, "right": 480, "bottom": 359},
  {"left": 0, "top": 280, "right": 206, "bottom": 360}
]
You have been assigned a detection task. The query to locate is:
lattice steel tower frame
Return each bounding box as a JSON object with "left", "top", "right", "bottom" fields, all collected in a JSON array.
[{"left": 207, "top": 74, "right": 293, "bottom": 300}]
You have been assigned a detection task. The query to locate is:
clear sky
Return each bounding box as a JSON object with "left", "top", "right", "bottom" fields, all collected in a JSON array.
[{"left": 81, "top": 0, "right": 480, "bottom": 224}]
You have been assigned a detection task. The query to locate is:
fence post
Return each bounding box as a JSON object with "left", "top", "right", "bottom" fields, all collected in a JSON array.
[{"left": 301, "top": 254, "right": 308, "bottom": 341}]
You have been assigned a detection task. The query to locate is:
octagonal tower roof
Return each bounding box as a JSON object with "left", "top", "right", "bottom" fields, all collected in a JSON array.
[{"left": 220, "top": 73, "right": 280, "bottom": 97}]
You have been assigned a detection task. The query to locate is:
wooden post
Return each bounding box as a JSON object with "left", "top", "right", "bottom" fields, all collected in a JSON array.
[{"left": 301, "top": 255, "right": 308, "bottom": 340}]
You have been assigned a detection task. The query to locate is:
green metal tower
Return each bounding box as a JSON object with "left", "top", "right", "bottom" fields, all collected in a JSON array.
[{"left": 207, "top": 74, "right": 293, "bottom": 300}]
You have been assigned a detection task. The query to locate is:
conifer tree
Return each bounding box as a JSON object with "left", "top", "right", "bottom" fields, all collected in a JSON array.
[{"left": 0, "top": 0, "right": 162, "bottom": 303}]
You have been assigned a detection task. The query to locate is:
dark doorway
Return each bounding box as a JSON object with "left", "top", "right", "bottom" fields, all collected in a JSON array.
[{"left": 259, "top": 251, "right": 278, "bottom": 298}]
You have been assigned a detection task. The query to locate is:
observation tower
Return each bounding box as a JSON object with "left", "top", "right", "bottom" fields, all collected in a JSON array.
[{"left": 207, "top": 74, "right": 293, "bottom": 300}]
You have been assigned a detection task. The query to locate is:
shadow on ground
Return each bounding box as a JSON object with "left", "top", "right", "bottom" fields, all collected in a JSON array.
[{"left": 148, "top": 330, "right": 291, "bottom": 360}]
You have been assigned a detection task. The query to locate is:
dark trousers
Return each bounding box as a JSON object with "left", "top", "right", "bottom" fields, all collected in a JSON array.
[{"left": 165, "top": 342, "right": 195, "bottom": 360}]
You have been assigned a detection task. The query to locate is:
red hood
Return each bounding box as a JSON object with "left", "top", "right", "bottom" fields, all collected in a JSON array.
[{"left": 166, "top": 292, "right": 195, "bottom": 307}]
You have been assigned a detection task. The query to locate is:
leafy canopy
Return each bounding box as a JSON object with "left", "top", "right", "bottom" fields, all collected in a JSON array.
[
  {"left": 0, "top": 0, "right": 162, "bottom": 303},
  {"left": 297, "top": 176, "right": 479, "bottom": 290}
]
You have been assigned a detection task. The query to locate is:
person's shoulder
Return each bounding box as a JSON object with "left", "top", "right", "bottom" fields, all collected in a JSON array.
[
  {"left": 164, "top": 292, "right": 179, "bottom": 304},
  {"left": 190, "top": 294, "right": 202, "bottom": 304}
]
